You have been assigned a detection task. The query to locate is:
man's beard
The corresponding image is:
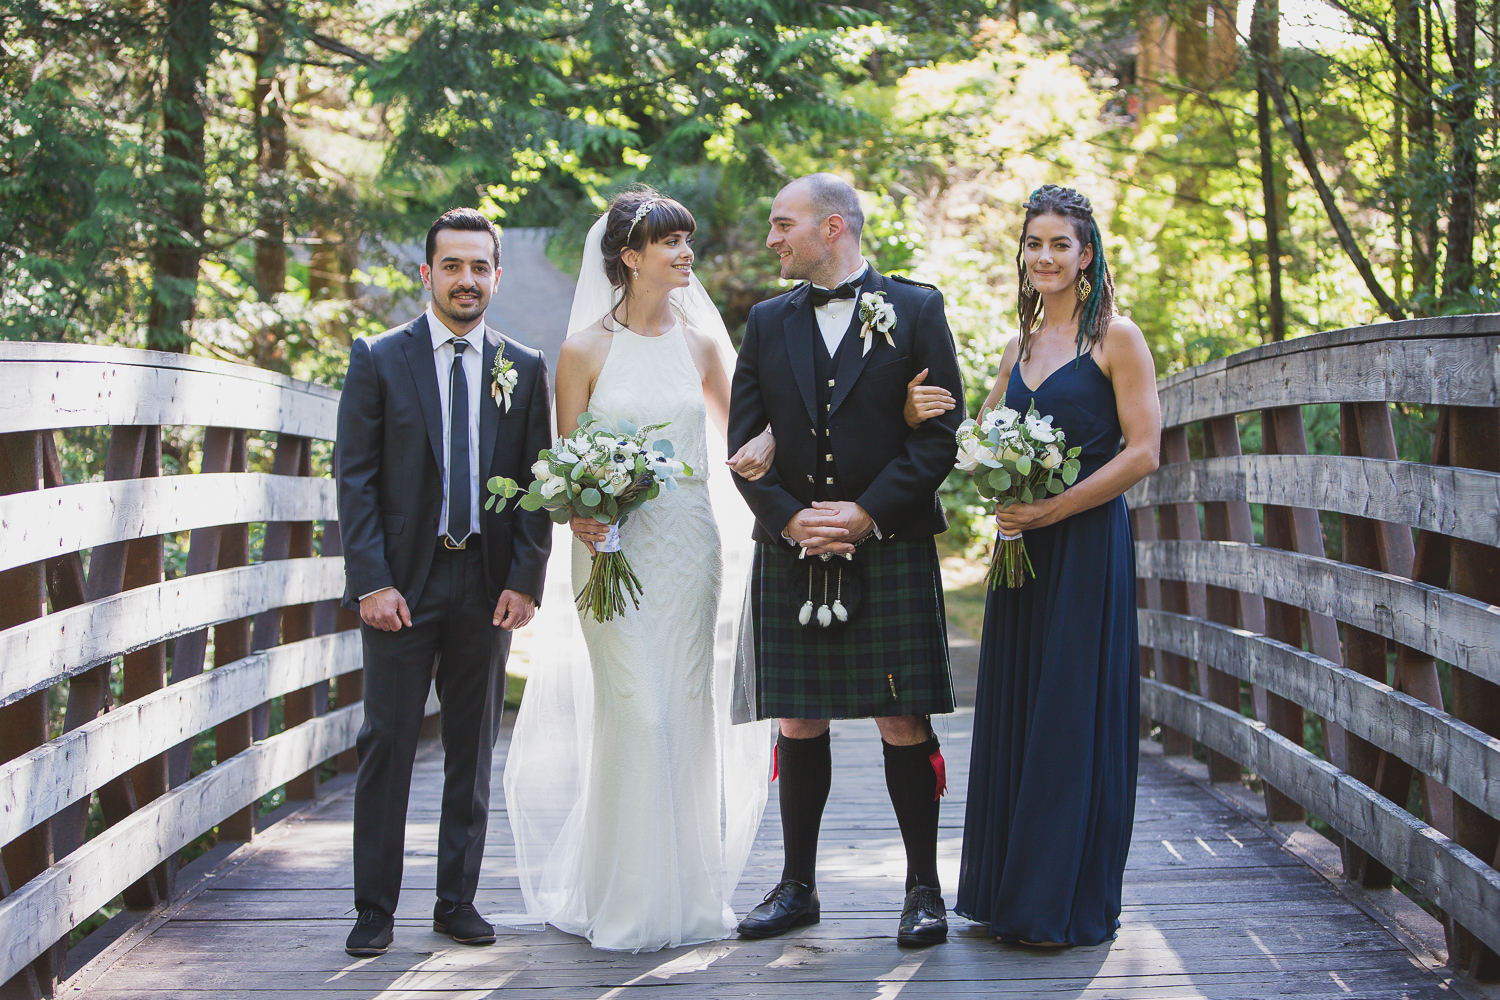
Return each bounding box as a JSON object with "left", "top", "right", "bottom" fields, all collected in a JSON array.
[{"left": 436, "top": 288, "right": 486, "bottom": 323}]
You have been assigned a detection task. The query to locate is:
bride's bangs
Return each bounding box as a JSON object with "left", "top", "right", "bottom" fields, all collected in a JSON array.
[{"left": 640, "top": 200, "right": 695, "bottom": 244}]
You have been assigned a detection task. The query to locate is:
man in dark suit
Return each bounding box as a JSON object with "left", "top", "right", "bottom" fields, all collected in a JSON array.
[
  {"left": 729, "top": 173, "right": 964, "bottom": 947},
  {"left": 335, "top": 208, "right": 552, "bottom": 956}
]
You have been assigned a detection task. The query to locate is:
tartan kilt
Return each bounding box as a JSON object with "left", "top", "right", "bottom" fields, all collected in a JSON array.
[{"left": 745, "top": 537, "right": 954, "bottom": 720}]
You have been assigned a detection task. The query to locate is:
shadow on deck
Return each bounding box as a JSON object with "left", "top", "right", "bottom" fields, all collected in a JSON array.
[{"left": 70, "top": 631, "right": 1470, "bottom": 1000}]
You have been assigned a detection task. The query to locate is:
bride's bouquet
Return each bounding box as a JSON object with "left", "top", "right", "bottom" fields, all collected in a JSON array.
[
  {"left": 487, "top": 412, "right": 690, "bottom": 621},
  {"left": 954, "top": 399, "right": 1082, "bottom": 589}
]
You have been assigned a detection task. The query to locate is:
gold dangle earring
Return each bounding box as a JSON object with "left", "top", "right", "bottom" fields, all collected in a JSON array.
[
  {"left": 1021, "top": 271, "right": 1036, "bottom": 295},
  {"left": 1075, "top": 273, "right": 1092, "bottom": 301}
]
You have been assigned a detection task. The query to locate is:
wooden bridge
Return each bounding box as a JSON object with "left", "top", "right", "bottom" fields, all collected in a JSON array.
[{"left": 1, "top": 315, "right": 1497, "bottom": 998}]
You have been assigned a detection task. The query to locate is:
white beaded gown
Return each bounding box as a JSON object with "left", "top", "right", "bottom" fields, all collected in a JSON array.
[{"left": 504, "top": 321, "right": 766, "bottom": 952}]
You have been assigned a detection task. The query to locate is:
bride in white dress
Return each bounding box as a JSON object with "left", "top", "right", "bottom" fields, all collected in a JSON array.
[{"left": 503, "top": 190, "right": 775, "bottom": 952}]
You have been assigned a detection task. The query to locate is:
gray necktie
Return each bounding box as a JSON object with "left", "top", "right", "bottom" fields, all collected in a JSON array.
[{"left": 446, "top": 338, "right": 471, "bottom": 546}]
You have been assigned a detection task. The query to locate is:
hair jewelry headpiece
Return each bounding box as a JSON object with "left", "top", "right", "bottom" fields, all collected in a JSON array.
[{"left": 624, "top": 198, "right": 661, "bottom": 246}]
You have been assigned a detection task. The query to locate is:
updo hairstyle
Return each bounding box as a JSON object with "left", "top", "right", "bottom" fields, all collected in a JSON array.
[
  {"left": 599, "top": 187, "right": 696, "bottom": 291},
  {"left": 1016, "top": 184, "right": 1117, "bottom": 362}
]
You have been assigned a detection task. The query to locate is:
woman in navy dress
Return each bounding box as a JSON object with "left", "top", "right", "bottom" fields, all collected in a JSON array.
[{"left": 954, "top": 185, "right": 1161, "bottom": 947}]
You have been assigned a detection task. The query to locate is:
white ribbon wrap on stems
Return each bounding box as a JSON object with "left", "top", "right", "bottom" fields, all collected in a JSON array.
[
  {"left": 596, "top": 523, "right": 622, "bottom": 553},
  {"left": 997, "top": 528, "right": 1024, "bottom": 542}
]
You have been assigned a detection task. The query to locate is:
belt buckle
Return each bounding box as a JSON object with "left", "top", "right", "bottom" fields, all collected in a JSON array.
[{"left": 442, "top": 535, "right": 468, "bottom": 551}]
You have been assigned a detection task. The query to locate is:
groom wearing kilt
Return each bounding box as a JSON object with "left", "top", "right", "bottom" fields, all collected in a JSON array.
[{"left": 729, "top": 173, "right": 964, "bottom": 946}]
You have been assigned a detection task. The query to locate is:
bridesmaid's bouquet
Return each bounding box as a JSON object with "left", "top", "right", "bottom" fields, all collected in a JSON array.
[
  {"left": 487, "top": 412, "right": 690, "bottom": 621},
  {"left": 954, "top": 399, "right": 1082, "bottom": 588}
]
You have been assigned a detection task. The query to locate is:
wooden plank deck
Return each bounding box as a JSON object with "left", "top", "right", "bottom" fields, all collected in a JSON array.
[{"left": 72, "top": 633, "right": 1467, "bottom": 999}]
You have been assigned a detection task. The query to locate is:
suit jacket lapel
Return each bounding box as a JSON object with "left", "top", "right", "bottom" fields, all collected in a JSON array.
[
  {"left": 480, "top": 327, "right": 502, "bottom": 477},
  {"left": 782, "top": 284, "right": 818, "bottom": 425},
  {"left": 400, "top": 314, "right": 445, "bottom": 473},
  {"left": 830, "top": 266, "right": 883, "bottom": 417}
]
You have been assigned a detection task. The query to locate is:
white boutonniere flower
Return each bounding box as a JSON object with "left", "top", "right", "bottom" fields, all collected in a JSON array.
[
  {"left": 490, "top": 345, "right": 518, "bottom": 411},
  {"left": 857, "top": 291, "right": 897, "bottom": 357}
]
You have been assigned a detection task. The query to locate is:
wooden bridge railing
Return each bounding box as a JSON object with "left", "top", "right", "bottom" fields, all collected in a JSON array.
[
  {"left": 1126, "top": 314, "right": 1500, "bottom": 977},
  {"left": 0, "top": 343, "right": 398, "bottom": 996}
]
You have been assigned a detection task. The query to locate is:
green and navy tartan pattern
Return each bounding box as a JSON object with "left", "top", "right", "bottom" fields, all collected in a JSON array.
[{"left": 747, "top": 538, "right": 955, "bottom": 720}]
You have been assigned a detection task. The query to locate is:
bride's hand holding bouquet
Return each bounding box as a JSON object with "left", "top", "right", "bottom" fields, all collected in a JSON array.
[
  {"left": 954, "top": 398, "right": 1081, "bottom": 588},
  {"left": 487, "top": 412, "right": 690, "bottom": 621}
]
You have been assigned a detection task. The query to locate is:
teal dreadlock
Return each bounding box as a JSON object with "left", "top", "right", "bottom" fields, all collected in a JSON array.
[{"left": 1016, "top": 185, "right": 1117, "bottom": 363}]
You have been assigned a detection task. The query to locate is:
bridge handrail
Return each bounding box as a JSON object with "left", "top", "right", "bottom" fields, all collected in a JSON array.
[
  {"left": 1127, "top": 314, "right": 1500, "bottom": 970},
  {"left": 0, "top": 344, "right": 381, "bottom": 995}
]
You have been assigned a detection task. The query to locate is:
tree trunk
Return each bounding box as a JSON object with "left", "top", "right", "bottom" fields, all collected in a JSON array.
[
  {"left": 1251, "top": 0, "right": 1285, "bottom": 341},
  {"left": 253, "top": 18, "right": 290, "bottom": 371},
  {"left": 1439, "top": 0, "right": 1477, "bottom": 305},
  {"left": 145, "top": 0, "right": 215, "bottom": 352},
  {"left": 1262, "top": 64, "right": 1404, "bottom": 320},
  {"left": 1411, "top": 4, "right": 1438, "bottom": 304}
]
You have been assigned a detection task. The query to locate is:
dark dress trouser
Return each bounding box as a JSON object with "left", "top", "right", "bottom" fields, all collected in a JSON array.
[{"left": 352, "top": 544, "right": 510, "bottom": 916}]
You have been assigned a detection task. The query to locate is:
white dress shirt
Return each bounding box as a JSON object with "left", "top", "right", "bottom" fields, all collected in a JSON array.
[
  {"left": 812, "top": 263, "right": 869, "bottom": 355},
  {"left": 427, "top": 307, "right": 483, "bottom": 540}
]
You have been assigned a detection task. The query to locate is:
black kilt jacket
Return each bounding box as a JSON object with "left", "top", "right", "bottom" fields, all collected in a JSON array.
[
  {"left": 728, "top": 266, "right": 964, "bottom": 543},
  {"left": 728, "top": 266, "right": 965, "bottom": 719}
]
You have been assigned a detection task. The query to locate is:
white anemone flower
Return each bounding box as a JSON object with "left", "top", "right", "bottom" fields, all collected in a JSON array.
[{"left": 956, "top": 437, "right": 989, "bottom": 473}]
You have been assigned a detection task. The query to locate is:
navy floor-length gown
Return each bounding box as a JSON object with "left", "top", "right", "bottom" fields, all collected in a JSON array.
[{"left": 955, "top": 352, "right": 1139, "bottom": 947}]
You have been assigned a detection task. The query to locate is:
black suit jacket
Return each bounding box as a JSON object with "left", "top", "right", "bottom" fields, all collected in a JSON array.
[
  {"left": 729, "top": 266, "right": 964, "bottom": 544},
  {"left": 335, "top": 314, "right": 552, "bottom": 611}
]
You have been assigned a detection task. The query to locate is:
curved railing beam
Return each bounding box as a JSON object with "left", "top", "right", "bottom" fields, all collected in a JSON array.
[
  {"left": 0, "top": 474, "right": 336, "bottom": 575},
  {"left": 1128, "top": 455, "right": 1500, "bottom": 547},
  {"left": 0, "top": 558, "right": 344, "bottom": 707},
  {"left": 1139, "top": 609, "right": 1500, "bottom": 819},
  {"left": 1135, "top": 539, "right": 1500, "bottom": 683}
]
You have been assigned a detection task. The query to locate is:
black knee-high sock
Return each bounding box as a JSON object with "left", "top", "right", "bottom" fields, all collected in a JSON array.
[
  {"left": 777, "top": 731, "right": 832, "bottom": 887},
  {"left": 883, "top": 736, "right": 945, "bottom": 892}
]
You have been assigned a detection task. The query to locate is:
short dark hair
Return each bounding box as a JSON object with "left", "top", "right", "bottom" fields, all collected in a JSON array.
[
  {"left": 425, "top": 208, "right": 501, "bottom": 267},
  {"left": 801, "top": 172, "right": 864, "bottom": 241}
]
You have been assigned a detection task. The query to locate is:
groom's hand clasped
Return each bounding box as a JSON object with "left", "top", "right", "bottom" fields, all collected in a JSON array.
[{"left": 785, "top": 500, "right": 874, "bottom": 557}]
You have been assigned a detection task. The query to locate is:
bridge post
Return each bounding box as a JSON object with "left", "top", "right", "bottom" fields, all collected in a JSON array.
[
  {"left": 1155, "top": 427, "right": 1203, "bottom": 756},
  {"left": 1200, "top": 414, "right": 1263, "bottom": 784},
  {"left": 214, "top": 430, "right": 256, "bottom": 842},
  {"left": 0, "top": 432, "right": 53, "bottom": 999},
  {"left": 1448, "top": 404, "right": 1500, "bottom": 980}
]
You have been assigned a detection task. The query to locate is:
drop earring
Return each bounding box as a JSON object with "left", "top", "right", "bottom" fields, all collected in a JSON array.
[{"left": 1075, "top": 274, "right": 1092, "bottom": 301}]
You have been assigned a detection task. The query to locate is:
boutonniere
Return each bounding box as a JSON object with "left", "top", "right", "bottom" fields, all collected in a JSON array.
[
  {"left": 490, "top": 345, "right": 518, "bottom": 411},
  {"left": 857, "top": 291, "right": 897, "bottom": 357}
]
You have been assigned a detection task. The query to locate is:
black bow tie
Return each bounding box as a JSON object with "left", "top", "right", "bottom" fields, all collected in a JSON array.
[{"left": 807, "top": 282, "right": 858, "bottom": 307}]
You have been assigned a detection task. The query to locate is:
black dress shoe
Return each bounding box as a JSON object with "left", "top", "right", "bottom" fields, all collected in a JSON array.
[
  {"left": 345, "top": 907, "right": 393, "bottom": 956},
  {"left": 896, "top": 886, "right": 948, "bottom": 947},
  {"left": 737, "top": 880, "right": 820, "bottom": 939},
  {"left": 433, "top": 900, "right": 496, "bottom": 945}
]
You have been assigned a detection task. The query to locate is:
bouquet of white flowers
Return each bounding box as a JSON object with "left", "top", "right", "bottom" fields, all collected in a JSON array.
[
  {"left": 487, "top": 412, "right": 690, "bottom": 621},
  {"left": 954, "top": 398, "right": 1082, "bottom": 588}
]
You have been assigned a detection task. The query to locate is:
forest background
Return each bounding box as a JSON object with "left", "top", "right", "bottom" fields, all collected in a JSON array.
[{"left": 3, "top": 0, "right": 1498, "bottom": 550}]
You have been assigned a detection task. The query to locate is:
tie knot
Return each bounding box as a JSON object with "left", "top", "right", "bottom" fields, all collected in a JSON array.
[
  {"left": 808, "top": 282, "right": 857, "bottom": 308},
  {"left": 450, "top": 337, "right": 469, "bottom": 356}
]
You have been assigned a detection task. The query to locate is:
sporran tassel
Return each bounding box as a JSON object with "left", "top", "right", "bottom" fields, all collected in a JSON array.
[
  {"left": 831, "top": 567, "right": 848, "bottom": 622},
  {"left": 816, "top": 568, "right": 832, "bottom": 627}
]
